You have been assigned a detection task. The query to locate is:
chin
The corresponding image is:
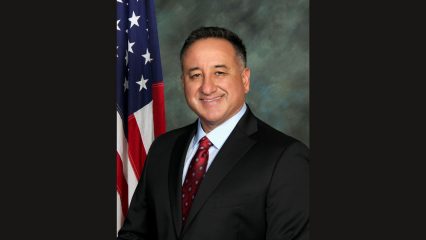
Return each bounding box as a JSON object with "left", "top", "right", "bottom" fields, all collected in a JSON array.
[
  {"left": 201, "top": 108, "right": 224, "bottom": 118},
  {"left": 200, "top": 114, "right": 222, "bottom": 124},
  {"left": 198, "top": 112, "right": 224, "bottom": 124}
]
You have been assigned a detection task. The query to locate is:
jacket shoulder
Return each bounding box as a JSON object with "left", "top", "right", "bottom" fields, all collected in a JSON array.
[
  {"left": 255, "top": 117, "right": 308, "bottom": 150},
  {"left": 149, "top": 123, "right": 195, "bottom": 150}
]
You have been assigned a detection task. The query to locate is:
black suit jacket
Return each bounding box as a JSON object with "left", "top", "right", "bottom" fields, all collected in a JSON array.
[{"left": 118, "top": 108, "right": 309, "bottom": 240}]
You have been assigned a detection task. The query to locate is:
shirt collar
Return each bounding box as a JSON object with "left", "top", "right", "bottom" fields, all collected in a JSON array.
[{"left": 194, "top": 103, "right": 247, "bottom": 149}]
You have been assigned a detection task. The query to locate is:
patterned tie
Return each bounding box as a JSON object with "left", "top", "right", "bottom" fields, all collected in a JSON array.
[{"left": 181, "top": 136, "right": 213, "bottom": 225}]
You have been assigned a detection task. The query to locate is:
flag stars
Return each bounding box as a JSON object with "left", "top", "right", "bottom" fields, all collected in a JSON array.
[
  {"left": 128, "top": 41, "right": 135, "bottom": 53},
  {"left": 128, "top": 11, "right": 140, "bottom": 28},
  {"left": 117, "top": 20, "right": 121, "bottom": 31},
  {"left": 136, "top": 75, "right": 149, "bottom": 91},
  {"left": 142, "top": 48, "right": 153, "bottom": 64}
]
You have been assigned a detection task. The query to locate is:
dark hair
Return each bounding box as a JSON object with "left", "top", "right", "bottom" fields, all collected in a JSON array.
[{"left": 180, "top": 26, "right": 247, "bottom": 67}]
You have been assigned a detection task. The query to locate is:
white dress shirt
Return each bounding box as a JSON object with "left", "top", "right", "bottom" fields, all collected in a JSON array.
[{"left": 181, "top": 103, "right": 247, "bottom": 185}]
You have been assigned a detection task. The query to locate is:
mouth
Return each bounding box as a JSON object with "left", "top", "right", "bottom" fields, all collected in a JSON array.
[{"left": 200, "top": 95, "right": 224, "bottom": 103}]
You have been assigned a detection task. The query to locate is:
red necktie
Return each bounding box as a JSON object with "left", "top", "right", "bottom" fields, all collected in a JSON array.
[{"left": 181, "top": 136, "right": 213, "bottom": 225}]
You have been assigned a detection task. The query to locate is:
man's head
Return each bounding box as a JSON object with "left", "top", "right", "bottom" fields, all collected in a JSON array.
[
  {"left": 180, "top": 26, "right": 251, "bottom": 133},
  {"left": 180, "top": 26, "right": 247, "bottom": 69}
]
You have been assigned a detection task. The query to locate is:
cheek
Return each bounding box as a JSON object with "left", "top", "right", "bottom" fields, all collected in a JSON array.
[
  {"left": 183, "top": 84, "right": 197, "bottom": 99},
  {"left": 227, "top": 82, "right": 246, "bottom": 96}
]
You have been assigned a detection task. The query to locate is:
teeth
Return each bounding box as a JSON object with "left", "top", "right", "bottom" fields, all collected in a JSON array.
[{"left": 202, "top": 96, "right": 221, "bottom": 102}]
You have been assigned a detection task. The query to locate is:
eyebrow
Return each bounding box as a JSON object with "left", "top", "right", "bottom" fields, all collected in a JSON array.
[
  {"left": 213, "top": 64, "right": 229, "bottom": 69},
  {"left": 188, "top": 67, "right": 201, "bottom": 72},
  {"left": 187, "top": 65, "right": 229, "bottom": 72}
]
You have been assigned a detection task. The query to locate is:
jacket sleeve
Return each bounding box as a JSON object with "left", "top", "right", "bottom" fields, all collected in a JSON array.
[
  {"left": 266, "top": 141, "right": 310, "bottom": 240},
  {"left": 117, "top": 141, "right": 158, "bottom": 240}
]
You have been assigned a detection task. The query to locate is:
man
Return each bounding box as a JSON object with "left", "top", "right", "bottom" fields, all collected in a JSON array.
[{"left": 117, "top": 26, "right": 309, "bottom": 240}]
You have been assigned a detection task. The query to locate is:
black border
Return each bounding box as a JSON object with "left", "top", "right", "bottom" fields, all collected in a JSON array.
[
  {"left": 311, "top": 1, "right": 425, "bottom": 239},
  {"left": 3, "top": 0, "right": 116, "bottom": 239}
]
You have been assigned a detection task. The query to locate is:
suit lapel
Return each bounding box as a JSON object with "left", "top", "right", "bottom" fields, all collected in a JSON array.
[
  {"left": 182, "top": 109, "right": 258, "bottom": 234},
  {"left": 168, "top": 124, "right": 196, "bottom": 238}
]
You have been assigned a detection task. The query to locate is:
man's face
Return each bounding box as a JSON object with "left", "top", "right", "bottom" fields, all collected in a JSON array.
[{"left": 181, "top": 38, "right": 250, "bottom": 133}]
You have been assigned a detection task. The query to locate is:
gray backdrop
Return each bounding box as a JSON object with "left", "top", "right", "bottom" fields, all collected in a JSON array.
[{"left": 155, "top": 0, "right": 309, "bottom": 146}]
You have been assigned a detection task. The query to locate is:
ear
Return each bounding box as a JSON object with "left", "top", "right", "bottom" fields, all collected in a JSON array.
[{"left": 241, "top": 67, "right": 251, "bottom": 94}]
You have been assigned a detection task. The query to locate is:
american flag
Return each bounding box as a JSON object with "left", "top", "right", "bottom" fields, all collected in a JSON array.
[{"left": 116, "top": 0, "right": 165, "bottom": 233}]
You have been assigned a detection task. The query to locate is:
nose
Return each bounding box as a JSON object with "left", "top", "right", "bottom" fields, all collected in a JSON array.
[{"left": 200, "top": 74, "right": 217, "bottom": 95}]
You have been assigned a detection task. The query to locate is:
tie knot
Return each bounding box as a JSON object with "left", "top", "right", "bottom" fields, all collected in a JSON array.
[{"left": 199, "top": 136, "right": 212, "bottom": 149}]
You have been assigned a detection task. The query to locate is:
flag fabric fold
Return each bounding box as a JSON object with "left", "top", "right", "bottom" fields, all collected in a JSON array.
[{"left": 116, "top": 0, "right": 165, "bottom": 233}]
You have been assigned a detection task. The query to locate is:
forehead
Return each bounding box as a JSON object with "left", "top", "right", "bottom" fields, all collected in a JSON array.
[{"left": 182, "top": 38, "right": 238, "bottom": 66}]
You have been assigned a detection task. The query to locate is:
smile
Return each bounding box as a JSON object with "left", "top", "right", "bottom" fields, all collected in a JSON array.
[{"left": 201, "top": 95, "right": 223, "bottom": 102}]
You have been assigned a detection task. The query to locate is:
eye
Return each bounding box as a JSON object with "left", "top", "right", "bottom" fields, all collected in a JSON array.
[
  {"left": 215, "top": 71, "right": 226, "bottom": 76},
  {"left": 190, "top": 73, "right": 202, "bottom": 79}
]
